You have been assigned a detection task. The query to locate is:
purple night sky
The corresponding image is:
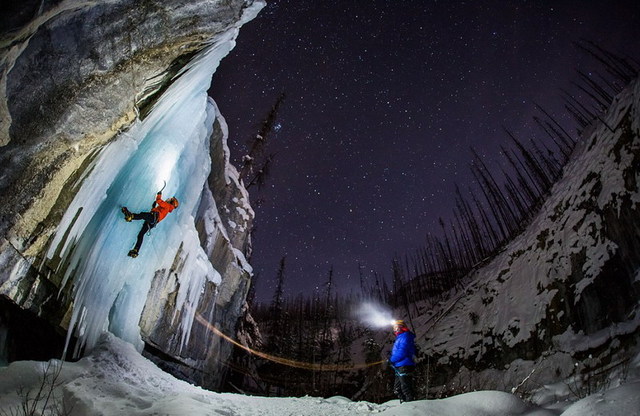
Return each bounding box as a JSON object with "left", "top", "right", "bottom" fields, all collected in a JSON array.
[{"left": 209, "top": 1, "right": 640, "bottom": 300}]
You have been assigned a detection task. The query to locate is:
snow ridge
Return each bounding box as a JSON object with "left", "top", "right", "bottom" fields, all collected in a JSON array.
[{"left": 415, "top": 78, "right": 640, "bottom": 397}]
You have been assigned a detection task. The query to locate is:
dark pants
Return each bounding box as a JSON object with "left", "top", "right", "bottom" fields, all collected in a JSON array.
[
  {"left": 393, "top": 366, "right": 414, "bottom": 402},
  {"left": 131, "top": 212, "right": 157, "bottom": 251}
]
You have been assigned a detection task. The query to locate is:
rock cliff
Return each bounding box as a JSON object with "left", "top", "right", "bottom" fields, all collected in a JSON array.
[{"left": 0, "top": 0, "right": 262, "bottom": 389}]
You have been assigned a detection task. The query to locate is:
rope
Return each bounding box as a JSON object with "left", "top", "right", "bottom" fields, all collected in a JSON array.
[{"left": 194, "top": 313, "right": 385, "bottom": 372}]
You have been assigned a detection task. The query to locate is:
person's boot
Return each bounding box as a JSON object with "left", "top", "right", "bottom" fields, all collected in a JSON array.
[
  {"left": 121, "top": 207, "right": 134, "bottom": 222},
  {"left": 128, "top": 248, "right": 138, "bottom": 258}
]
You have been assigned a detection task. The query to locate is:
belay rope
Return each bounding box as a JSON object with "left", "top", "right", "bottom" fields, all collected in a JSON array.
[{"left": 194, "top": 313, "right": 385, "bottom": 371}]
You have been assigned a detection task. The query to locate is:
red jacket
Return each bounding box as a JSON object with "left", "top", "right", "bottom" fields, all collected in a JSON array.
[{"left": 151, "top": 193, "right": 175, "bottom": 222}]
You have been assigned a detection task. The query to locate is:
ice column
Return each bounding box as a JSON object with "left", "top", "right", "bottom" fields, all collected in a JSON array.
[{"left": 45, "top": 26, "right": 241, "bottom": 357}]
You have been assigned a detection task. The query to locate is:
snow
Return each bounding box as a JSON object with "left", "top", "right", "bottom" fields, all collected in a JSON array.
[{"left": 0, "top": 334, "right": 638, "bottom": 416}]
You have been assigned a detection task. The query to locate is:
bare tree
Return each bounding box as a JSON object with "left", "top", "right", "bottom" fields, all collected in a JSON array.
[{"left": 240, "top": 92, "right": 286, "bottom": 184}]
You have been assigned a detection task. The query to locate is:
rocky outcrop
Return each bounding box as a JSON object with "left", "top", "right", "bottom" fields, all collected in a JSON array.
[
  {"left": 416, "top": 79, "right": 640, "bottom": 399},
  {"left": 0, "top": 0, "right": 262, "bottom": 389}
]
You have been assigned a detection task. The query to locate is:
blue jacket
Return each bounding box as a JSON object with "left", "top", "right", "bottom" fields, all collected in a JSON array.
[{"left": 390, "top": 330, "right": 416, "bottom": 367}]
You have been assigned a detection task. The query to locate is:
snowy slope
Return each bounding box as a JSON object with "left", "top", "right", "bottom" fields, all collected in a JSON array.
[
  {"left": 409, "top": 78, "right": 640, "bottom": 397},
  {"left": 0, "top": 334, "right": 638, "bottom": 416}
]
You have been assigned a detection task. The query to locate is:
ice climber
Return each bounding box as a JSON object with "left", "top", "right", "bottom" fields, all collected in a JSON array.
[
  {"left": 389, "top": 319, "right": 416, "bottom": 402},
  {"left": 121, "top": 192, "right": 179, "bottom": 258}
]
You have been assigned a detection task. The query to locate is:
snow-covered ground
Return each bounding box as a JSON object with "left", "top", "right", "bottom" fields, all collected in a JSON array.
[{"left": 0, "top": 334, "right": 638, "bottom": 416}]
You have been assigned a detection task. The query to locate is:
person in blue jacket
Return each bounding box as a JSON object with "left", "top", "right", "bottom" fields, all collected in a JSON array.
[{"left": 389, "top": 319, "right": 416, "bottom": 402}]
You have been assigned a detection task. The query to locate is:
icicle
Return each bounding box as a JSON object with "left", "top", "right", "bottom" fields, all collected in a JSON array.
[{"left": 46, "top": 26, "right": 243, "bottom": 358}]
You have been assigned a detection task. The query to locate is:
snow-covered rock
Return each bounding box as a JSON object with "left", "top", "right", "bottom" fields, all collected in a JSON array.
[{"left": 415, "top": 78, "right": 640, "bottom": 399}]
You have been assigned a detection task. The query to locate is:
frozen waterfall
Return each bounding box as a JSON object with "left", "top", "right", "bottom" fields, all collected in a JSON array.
[{"left": 43, "top": 27, "right": 241, "bottom": 358}]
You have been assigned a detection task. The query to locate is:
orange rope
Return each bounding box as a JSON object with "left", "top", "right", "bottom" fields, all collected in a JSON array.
[{"left": 195, "top": 313, "right": 384, "bottom": 371}]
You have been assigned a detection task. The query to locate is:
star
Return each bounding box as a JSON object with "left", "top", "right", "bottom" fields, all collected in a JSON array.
[{"left": 209, "top": 0, "right": 640, "bottom": 300}]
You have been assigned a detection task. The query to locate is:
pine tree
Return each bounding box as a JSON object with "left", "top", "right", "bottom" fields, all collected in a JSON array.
[{"left": 267, "top": 256, "right": 287, "bottom": 355}]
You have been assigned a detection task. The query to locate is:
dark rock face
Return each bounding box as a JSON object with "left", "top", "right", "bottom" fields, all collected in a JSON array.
[{"left": 0, "top": 0, "right": 262, "bottom": 389}]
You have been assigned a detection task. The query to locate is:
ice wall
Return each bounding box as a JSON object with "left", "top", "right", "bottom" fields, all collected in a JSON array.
[{"left": 43, "top": 26, "right": 244, "bottom": 357}]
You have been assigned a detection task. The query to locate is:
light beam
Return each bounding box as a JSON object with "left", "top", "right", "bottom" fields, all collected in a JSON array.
[{"left": 354, "top": 301, "right": 396, "bottom": 328}]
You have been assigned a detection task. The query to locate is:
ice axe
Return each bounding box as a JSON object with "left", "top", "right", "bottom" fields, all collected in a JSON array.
[{"left": 151, "top": 180, "right": 167, "bottom": 209}]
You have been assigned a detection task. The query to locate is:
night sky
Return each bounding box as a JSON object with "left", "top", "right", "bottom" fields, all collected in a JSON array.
[{"left": 209, "top": 1, "right": 640, "bottom": 301}]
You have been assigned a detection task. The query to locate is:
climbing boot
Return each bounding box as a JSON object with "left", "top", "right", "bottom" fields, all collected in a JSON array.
[
  {"left": 121, "top": 207, "right": 134, "bottom": 222},
  {"left": 128, "top": 249, "right": 138, "bottom": 258}
]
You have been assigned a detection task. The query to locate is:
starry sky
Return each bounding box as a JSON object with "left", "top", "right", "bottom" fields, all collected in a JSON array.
[{"left": 209, "top": 1, "right": 640, "bottom": 301}]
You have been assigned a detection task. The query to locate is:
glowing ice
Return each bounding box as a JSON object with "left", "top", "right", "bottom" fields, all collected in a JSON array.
[{"left": 43, "top": 26, "right": 244, "bottom": 358}]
